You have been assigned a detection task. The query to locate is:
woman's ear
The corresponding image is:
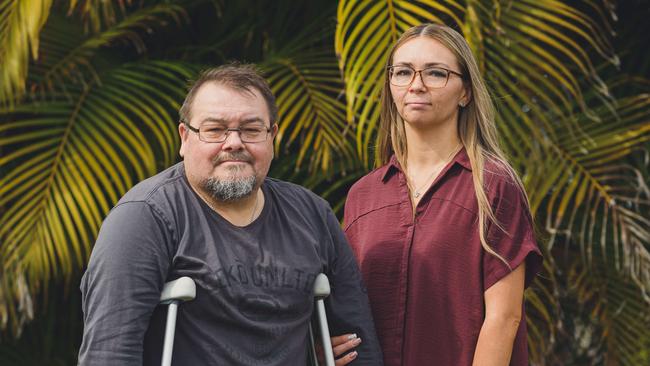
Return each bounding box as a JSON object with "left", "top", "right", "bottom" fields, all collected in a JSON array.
[{"left": 459, "top": 86, "right": 472, "bottom": 107}]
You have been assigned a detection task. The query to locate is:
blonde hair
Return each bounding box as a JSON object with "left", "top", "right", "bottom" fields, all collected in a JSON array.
[{"left": 377, "top": 23, "right": 528, "bottom": 266}]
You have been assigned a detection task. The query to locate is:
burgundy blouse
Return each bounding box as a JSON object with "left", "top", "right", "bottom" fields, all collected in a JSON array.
[{"left": 344, "top": 148, "right": 542, "bottom": 366}]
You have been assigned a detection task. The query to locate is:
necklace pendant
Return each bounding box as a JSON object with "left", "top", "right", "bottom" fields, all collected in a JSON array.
[{"left": 414, "top": 192, "right": 420, "bottom": 198}]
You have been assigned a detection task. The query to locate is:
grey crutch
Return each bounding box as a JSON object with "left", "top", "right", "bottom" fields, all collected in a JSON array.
[
  {"left": 159, "top": 276, "right": 196, "bottom": 366},
  {"left": 160, "top": 274, "right": 334, "bottom": 366},
  {"left": 308, "top": 273, "right": 335, "bottom": 366}
]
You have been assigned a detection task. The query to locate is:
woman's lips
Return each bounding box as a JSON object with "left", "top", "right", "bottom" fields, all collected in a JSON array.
[{"left": 405, "top": 102, "right": 431, "bottom": 109}]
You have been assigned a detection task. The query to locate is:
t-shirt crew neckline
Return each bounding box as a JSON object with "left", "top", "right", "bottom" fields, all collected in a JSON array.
[{"left": 181, "top": 167, "right": 271, "bottom": 230}]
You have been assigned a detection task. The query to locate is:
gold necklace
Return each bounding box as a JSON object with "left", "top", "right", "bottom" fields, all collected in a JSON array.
[
  {"left": 248, "top": 191, "right": 260, "bottom": 224},
  {"left": 409, "top": 144, "right": 461, "bottom": 199}
]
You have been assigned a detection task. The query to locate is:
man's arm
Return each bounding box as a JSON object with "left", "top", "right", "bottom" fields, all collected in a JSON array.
[
  {"left": 78, "top": 202, "right": 173, "bottom": 365},
  {"left": 322, "top": 207, "right": 384, "bottom": 365}
]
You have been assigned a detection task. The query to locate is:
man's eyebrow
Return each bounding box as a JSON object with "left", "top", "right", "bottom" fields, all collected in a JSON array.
[
  {"left": 239, "top": 117, "right": 265, "bottom": 124},
  {"left": 200, "top": 117, "right": 228, "bottom": 124},
  {"left": 199, "top": 117, "right": 265, "bottom": 124}
]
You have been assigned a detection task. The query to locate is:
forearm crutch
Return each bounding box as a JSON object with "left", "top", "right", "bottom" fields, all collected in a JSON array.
[
  {"left": 159, "top": 277, "right": 196, "bottom": 366},
  {"left": 308, "top": 273, "right": 335, "bottom": 366}
]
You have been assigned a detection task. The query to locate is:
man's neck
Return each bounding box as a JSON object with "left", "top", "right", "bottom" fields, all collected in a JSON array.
[{"left": 192, "top": 183, "right": 264, "bottom": 227}]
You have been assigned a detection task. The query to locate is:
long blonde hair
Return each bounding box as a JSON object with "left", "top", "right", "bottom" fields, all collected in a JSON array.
[{"left": 377, "top": 23, "right": 528, "bottom": 266}]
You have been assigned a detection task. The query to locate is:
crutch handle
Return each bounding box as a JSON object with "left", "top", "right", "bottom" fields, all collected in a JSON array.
[
  {"left": 313, "top": 274, "right": 335, "bottom": 366},
  {"left": 160, "top": 276, "right": 196, "bottom": 303},
  {"left": 160, "top": 277, "right": 196, "bottom": 366},
  {"left": 313, "top": 273, "right": 331, "bottom": 299}
]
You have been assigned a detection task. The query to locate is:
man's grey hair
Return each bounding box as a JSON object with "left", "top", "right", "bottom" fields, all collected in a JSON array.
[{"left": 179, "top": 63, "right": 279, "bottom": 125}]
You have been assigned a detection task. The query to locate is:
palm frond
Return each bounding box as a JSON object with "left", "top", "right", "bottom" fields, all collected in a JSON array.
[
  {"left": 265, "top": 52, "right": 358, "bottom": 176},
  {"left": 0, "top": 61, "right": 197, "bottom": 335},
  {"left": 483, "top": 0, "right": 617, "bottom": 163},
  {"left": 0, "top": 279, "right": 82, "bottom": 365},
  {"left": 557, "top": 255, "right": 650, "bottom": 365},
  {"left": 524, "top": 259, "right": 561, "bottom": 364},
  {"left": 335, "top": 0, "right": 463, "bottom": 165},
  {"left": 258, "top": 7, "right": 360, "bottom": 176},
  {"left": 67, "top": 0, "right": 132, "bottom": 34},
  {"left": 27, "top": 3, "right": 186, "bottom": 99},
  {"left": 0, "top": 0, "right": 53, "bottom": 107},
  {"left": 531, "top": 79, "right": 650, "bottom": 299}
]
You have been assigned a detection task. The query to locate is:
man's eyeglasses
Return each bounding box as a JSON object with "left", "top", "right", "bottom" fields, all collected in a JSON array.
[
  {"left": 184, "top": 122, "right": 272, "bottom": 143},
  {"left": 388, "top": 65, "right": 463, "bottom": 88}
]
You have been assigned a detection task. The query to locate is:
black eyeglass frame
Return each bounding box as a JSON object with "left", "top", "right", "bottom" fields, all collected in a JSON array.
[
  {"left": 183, "top": 122, "right": 274, "bottom": 143},
  {"left": 387, "top": 65, "right": 464, "bottom": 88}
]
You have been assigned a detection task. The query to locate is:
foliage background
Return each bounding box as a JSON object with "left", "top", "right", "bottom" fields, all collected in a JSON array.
[{"left": 0, "top": 0, "right": 649, "bottom": 365}]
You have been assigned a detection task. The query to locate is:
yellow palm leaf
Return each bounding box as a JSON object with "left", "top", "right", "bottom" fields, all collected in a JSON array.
[{"left": 0, "top": 0, "right": 53, "bottom": 107}]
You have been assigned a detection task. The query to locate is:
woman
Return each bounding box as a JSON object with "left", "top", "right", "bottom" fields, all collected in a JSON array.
[{"left": 333, "top": 24, "right": 542, "bottom": 365}]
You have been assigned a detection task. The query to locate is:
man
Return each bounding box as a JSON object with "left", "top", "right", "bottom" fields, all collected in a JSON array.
[{"left": 78, "top": 64, "right": 382, "bottom": 365}]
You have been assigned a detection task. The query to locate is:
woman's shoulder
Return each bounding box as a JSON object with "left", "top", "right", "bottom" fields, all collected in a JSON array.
[
  {"left": 344, "top": 163, "right": 398, "bottom": 226},
  {"left": 347, "top": 162, "right": 396, "bottom": 201},
  {"left": 482, "top": 158, "right": 529, "bottom": 208},
  {"left": 483, "top": 158, "right": 520, "bottom": 188}
]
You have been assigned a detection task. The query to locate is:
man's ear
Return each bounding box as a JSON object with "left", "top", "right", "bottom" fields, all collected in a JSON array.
[
  {"left": 178, "top": 122, "right": 188, "bottom": 158},
  {"left": 271, "top": 123, "right": 279, "bottom": 138}
]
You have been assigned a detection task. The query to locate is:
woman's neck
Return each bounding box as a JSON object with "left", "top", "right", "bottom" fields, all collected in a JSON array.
[{"left": 404, "top": 120, "right": 461, "bottom": 171}]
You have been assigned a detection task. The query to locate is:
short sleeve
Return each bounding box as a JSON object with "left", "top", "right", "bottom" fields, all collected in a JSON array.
[{"left": 482, "top": 176, "right": 542, "bottom": 290}]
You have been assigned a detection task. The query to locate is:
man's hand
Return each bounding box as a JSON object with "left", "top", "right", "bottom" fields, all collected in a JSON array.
[{"left": 316, "top": 333, "right": 362, "bottom": 365}]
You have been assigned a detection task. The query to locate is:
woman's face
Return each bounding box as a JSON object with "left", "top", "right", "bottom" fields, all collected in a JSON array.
[{"left": 389, "top": 37, "right": 469, "bottom": 129}]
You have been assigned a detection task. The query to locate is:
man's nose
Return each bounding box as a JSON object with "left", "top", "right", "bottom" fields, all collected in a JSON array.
[{"left": 221, "top": 130, "right": 245, "bottom": 150}]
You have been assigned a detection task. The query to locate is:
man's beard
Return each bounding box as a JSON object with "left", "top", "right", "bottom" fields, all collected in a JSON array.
[
  {"left": 201, "top": 152, "right": 258, "bottom": 202},
  {"left": 202, "top": 174, "right": 257, "bottom": 202}
]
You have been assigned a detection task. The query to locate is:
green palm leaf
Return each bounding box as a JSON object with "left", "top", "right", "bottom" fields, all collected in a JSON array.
[
  {"left": 533, "top": 79, "right": 650, "bottom": 299},
  {"left": 67, "top": 0, "right": 139, "bottom": 34},
  {"left": 258, "top": 6, "right": 359, "bottom": 177},
  {"left": 27, "top": 3, "right": 186, "bottom": 99},
  {"left": 265, "top": 52, "right": 357, "bottom": 176},
  {"left": 0, "top": 60, "right": 195, "bottom": 336},
  {"left": 0, "top": 0, "right": 53, "bottom": 107}
]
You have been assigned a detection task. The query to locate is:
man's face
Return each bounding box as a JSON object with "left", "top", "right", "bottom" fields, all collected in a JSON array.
[{"left": 179, "top": 82, "right": 277, "bottom": 201}]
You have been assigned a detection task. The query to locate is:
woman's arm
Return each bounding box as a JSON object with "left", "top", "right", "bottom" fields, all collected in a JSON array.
[{"left": 472, "top": 263, "right": 526, "bottom": 366}]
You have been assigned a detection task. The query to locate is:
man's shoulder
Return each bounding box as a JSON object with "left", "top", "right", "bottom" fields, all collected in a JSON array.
[
  {"left": 118, "top": 162, "right": 186, "bottom": 206},
  {"left": 264, "top": 177, "right": 326, "bottom": 202},
  {"left": 264, "top": 177, "right": 329, "bottom": 209}
]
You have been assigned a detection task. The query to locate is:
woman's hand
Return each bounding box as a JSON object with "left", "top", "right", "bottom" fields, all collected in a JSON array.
[
  {"left": 332, "top": 333, "right": 361, "bottom": 365},
  {"left": 317, "top": 333, "right": 362, "bottom": 365}
]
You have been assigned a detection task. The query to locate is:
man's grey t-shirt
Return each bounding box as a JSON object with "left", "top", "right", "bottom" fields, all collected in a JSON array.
[{"left": 79, "top": 162, "right": 382, "bottom": 365}]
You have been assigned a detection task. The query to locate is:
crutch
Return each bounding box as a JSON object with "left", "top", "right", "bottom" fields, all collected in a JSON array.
[
  {"left": 308, "top": 273, "right": 335, "bottom": 366},
  {"left": 159, "top": 276, "right": 196, "bottom": 366}
]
